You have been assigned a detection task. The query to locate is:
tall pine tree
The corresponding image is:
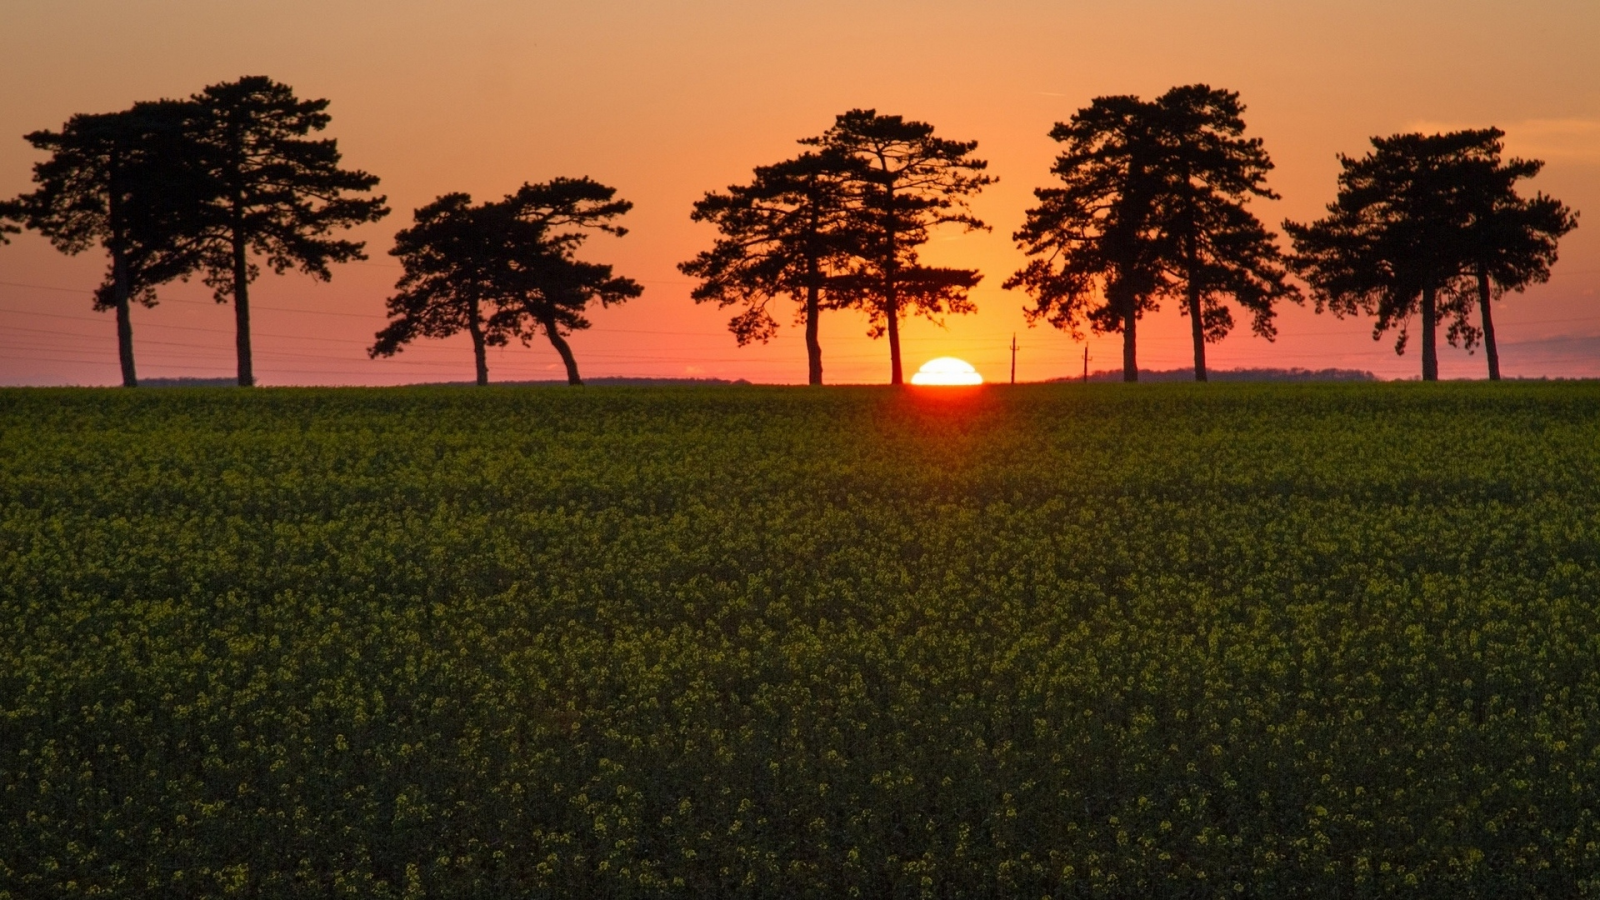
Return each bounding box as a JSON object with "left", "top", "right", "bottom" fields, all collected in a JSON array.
[
  {"left": 808, "top": 110, "right": 991, "bottom": 385},
  {"left": 371, "top": 194, "right": 510, "bottom": 386},
  {"left": 11, "top": 101, "right": 209, "bottom": 386},
  {"left": 1286, "top": 131, "right": 1495, "bottom": 381},
  {"left": 1146, "top": 86, "right": 1298, "bottom": 381},
  {"left": 681, "top": 150, "right": 857, "bottom": 384},
  {"left": 190, "top": 76, "right": 387, "bottom": 386},
  {"left": 1008, "top": 95, "right": 1171, "bottom": 382},
  {"left": 1448, "top": 129, "right": 1578, "bottom": 380}
]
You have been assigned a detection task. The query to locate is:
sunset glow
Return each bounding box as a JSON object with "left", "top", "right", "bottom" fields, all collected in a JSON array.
[
  {"left": 0, "top": 4, "right": 1596, "bottom": 386},
  {"left": 910, "top": 357, "right": 983, "bottom": 386}
]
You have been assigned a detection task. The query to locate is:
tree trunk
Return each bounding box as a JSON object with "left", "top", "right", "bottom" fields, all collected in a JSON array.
[
  {"left": 1122, "top": 290, "right": 1138, "bottom": 383},
  {"left": 1421, "top": 284, "right": 1439, "bottom": 382},
  {"left": 543, "top": 315, "right": 583, "bottom": 385},
  {"left": 232, "top": 225, "right": 254, "bottom": 387},
  {"left": 1188, "top": 283, "right": 1207, "bottom": 382},
  {"left": 112, "top": 250, "right": 137, "bottom": 388},
  {"left": 1477, "top": 264, "right": 1500, "bottom": 381},
  {"left": 467, "top": 299, "right": 488, "bottom": 386},
  {"left": 886, "top": 301, "right": 903, "bottom": 385},
  {"left": 883, "top": 183, "right": 903, "bottom": 386},
  {"left": 108, "top": 148, "right": 136, "bottom": 388},
  {"left": 805, "top": 271, "right": 823, "bottom": 386},
  {"left": 226, "top": 115, "right": 254, "bottom": 389}
]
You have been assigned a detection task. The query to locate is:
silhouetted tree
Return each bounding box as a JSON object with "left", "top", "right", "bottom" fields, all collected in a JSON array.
[
  {"left": 0, "top": 201, "right": 18, "bottom": 244},
  {"left": 681, "top": 151, "right": 857, "bottom": 384},
  {"left": 371, "top": 194, "right": 511, "bottom": 385},
  {"left": 1146, "top": 86, "right": 1299, "bottom": 381},
  {"left": 808, "top": 110, "right": 991, "bottom": 385},
  {"left": 1008, "top": 95, "right": 1170, "bottom": 382},
  {"left": 10, "top": 101, "right": 209, "bottom": 386},
  {"left": 189, "top": 76, "right": 387, "bottom": 387},
  {"left": 1447, "top": 129, "right": 1578, "bottom": 380},
  {"left": 490, "top": 178, "right": 641, "bottom": 385},
  {"left": 1285, "top": 131, "right": 1496, "bottom": 381},
  {"left": 1010, "top": 87, "right": 1296, "bottom": 382},
  {"left": 372, "top": 180, "right": 638, "bottom": 386}
]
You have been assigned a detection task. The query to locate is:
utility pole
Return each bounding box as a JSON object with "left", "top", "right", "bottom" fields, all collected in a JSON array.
[
  {"left": 1010, "top": 333, "right": 1018, "bottom": 385},
  {"left": 1082, "top": 345, "right": 1089, "bottom": 383}
]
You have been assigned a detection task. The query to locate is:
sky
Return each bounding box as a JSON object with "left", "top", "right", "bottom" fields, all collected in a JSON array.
[{"left": 2, "top": 0, "right": 1598, "bottom": 386}]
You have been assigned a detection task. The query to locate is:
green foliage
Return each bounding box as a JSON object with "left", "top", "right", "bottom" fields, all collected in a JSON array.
[{"left": 3, "top": 384, "right": 1600, "bottom": 898}]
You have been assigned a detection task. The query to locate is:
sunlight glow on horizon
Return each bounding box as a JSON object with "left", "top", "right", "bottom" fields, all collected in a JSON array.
[
  {"left": 910, "top": 357, "right": 984, "bottom": 386},
  {"left": 1, "top": 3, "right": 1596, "bottom": 385}
]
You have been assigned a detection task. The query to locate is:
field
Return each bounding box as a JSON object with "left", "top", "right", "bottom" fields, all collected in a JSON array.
[{"left": 3, "top": 383, "right": 1599, "bottom": 898}]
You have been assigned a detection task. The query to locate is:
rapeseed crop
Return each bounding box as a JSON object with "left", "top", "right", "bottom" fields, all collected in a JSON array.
[{"left": 2, "top": 383, "right": 1598, "bottom": 898}]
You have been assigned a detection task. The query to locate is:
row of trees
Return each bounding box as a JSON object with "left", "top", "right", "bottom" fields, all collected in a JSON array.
[
  {"left": 697, "top": 87, "right": 1577, "bottom": 383},
  {"left": 2, "top": 78, "right": 387, "bottom": 387},
  {"left": 0, "top": 77, "right": 642, "bottom": 388},
  {"left": 2, "top": 78, "right": 1579, "bottom": 385}
]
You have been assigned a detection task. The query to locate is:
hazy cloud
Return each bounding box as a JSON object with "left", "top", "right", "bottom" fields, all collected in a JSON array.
[{"left": 1497, "top": 332, "right": 1600, "bottom": 378}]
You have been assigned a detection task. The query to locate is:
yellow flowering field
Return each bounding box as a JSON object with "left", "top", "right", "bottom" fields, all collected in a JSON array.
[{"left": 2, "top": 384, "right": 1598, "bottom": 897}]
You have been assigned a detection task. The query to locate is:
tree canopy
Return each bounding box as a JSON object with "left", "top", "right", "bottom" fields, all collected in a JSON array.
[
  {"left": 806, "top": 110, "right": 992, "bottom": 385},
  {"left": 2, "top": 80, "right": 1585, "bottom": 386},
  {"left": 682, "top": 150, "right": 858, "bottom": 385},
  {"left": 0, "top": 201, "right": 18, "bottom": 244}
]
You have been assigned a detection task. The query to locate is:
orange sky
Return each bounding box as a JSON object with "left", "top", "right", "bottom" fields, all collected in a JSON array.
[{"left": 3, "top": 1, "right": 1598, "bottom": 385}]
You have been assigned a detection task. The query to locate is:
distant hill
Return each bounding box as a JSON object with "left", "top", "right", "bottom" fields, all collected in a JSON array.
[
  {"left": 1048, "top": 367, "right": 1378, "bottom": 383},
  {"left": 136, "top": 377, "right": 759, "bottom": 388},
  {"left": 416, "top": 377, "right": 755, "bottom": 387},
  {"left": 141, "top": 377, "right": 239, "bottom": 387}
]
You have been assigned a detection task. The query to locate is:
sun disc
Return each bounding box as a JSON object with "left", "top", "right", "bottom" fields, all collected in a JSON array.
[{"left": 910, "top": 357, "right": 983, "bottom": 386}]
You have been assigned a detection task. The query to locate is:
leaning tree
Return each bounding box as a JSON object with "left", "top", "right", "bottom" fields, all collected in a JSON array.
[
  {"left": 807, "top": 110, "right": 992, "bottom": 385},
  {"left": 681, "top": 150, "right": 858, "bottom": 385},
  {"left": 371, "top": 193, "right": 512, "bottom": 385},
  {"left": 1448, "top": 129, "right": 1578, "bottom": 380},
  {"left": 10, "top": 101, "right": 210, "bottom": 386},
  {"left": 189, "top": 76, "right": 388, "bottom": 386},
  {"left": 1286, "top": 131, "right": 1498, "bottom": 381},
  {"left": 490, "top": 178, "right": 641, "bottom": 386},
  {"left": 372, "top": 180, "right": 639, "bottom": 386}
]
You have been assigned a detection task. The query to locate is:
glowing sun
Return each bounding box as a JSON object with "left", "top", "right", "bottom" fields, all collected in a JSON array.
[{"left": 910, "top": 357, "right": 983, "bottom": 386}]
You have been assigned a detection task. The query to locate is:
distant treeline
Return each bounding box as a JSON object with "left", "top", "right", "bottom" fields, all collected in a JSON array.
[
  {"left": 1, "top": 79, "right": 1578, "bottom": 387},
  {"left": 1066, "top": 367, "right": 1378, "bottom": 384}
]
